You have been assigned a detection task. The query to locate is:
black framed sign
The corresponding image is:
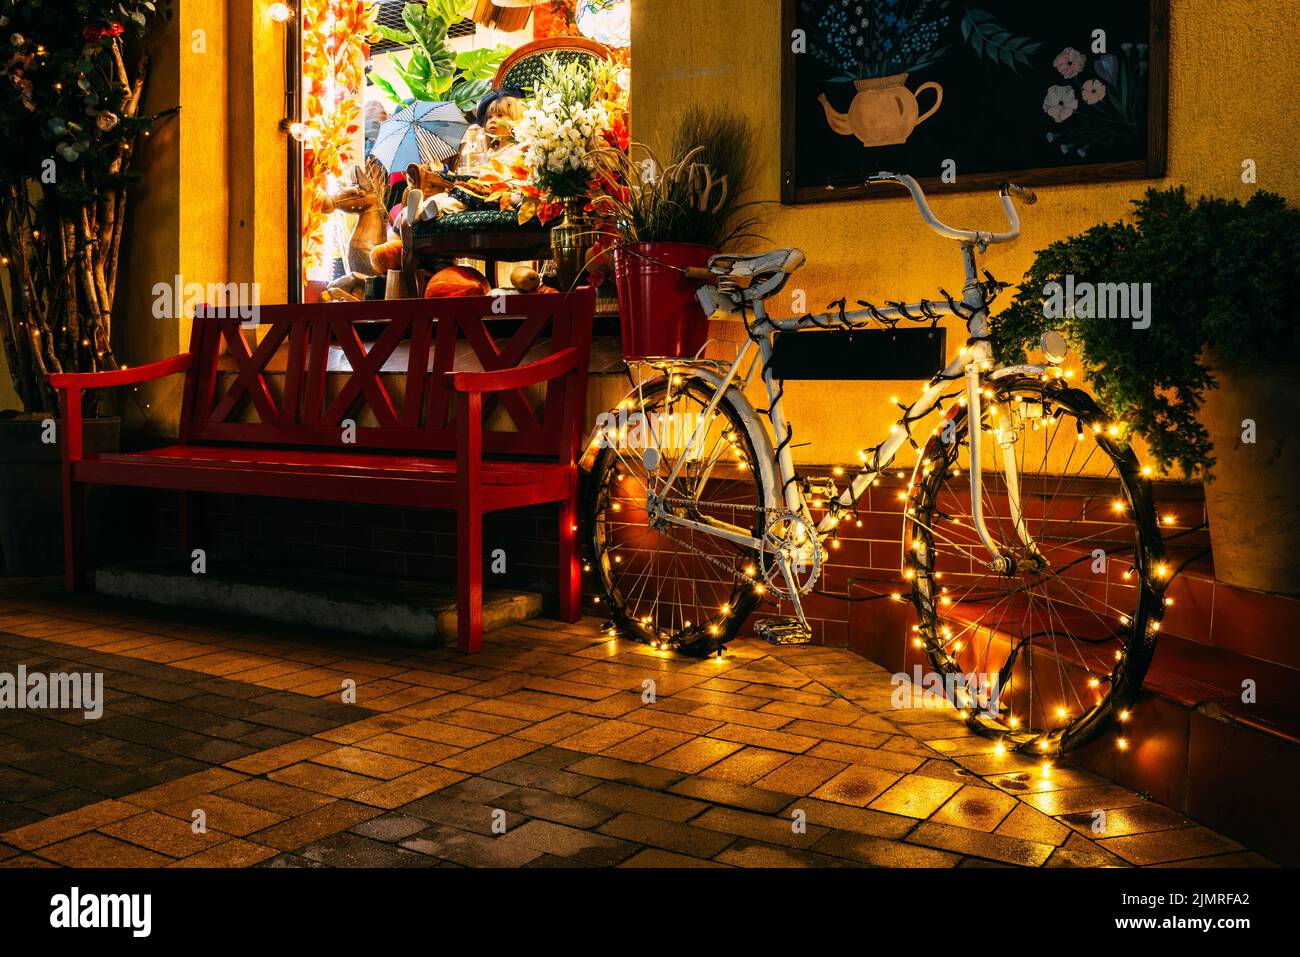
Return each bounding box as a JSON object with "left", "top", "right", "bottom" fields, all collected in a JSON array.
[{"left": 780, "top": 0, "right": 1169, "bottom": 204}]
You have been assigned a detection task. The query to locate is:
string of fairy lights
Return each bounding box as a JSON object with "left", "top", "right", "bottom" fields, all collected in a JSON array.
[{"left": 584, "top": 265, "right": 1187, "bottom": 763}]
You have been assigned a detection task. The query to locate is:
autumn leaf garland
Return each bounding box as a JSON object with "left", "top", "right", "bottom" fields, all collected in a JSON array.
[{"left": 300, "top": 0, "right": 379, "bottom": 272}]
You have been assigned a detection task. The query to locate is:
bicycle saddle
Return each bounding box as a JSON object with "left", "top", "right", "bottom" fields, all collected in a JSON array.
[
  {"left": 706, "top": 248, "right": 806, "bottom": 306},
  {"left": 708, "top": 248, "right": 806, "bottom": 282}
]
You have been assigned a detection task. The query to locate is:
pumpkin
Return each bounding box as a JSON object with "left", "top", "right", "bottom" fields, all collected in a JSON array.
[
  {"left": 424, "top": 265, "right": 491, "bottom": 298},
  {"left": 369, "top": 239, "right": 403, "bottom": 275}
]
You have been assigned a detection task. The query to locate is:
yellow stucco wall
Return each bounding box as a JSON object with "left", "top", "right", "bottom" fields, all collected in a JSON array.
[
  {"left": 631, "top": 0, "right": 1300, "bottom": 468},
  {"left": 10, "top": 0, "right": 1293, "bottom": 460}
]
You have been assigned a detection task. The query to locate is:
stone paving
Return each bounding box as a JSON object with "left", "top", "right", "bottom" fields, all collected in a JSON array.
[{"left": 0, "top": 579, "right": 1274, "bottom": 868}]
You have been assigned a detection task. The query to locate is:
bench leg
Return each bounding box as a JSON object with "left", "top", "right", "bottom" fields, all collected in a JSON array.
[
  {"left": 62, "top": 477, "right": 86, "bottom": 593},
  {"left": 558, "top": 470, "right": 580, "bottom": 623},
  {"left": 457, "top": 503, "right": 483, "bottom": 653}
]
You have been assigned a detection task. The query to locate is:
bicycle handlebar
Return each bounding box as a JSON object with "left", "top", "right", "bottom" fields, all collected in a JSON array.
[{"left": 866, "top": 172, "right": 1032, "bottom": 246}]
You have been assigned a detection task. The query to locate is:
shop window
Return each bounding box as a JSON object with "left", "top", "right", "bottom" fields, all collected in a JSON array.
[{"left": 285, "top": 0, "right": 630, "bottom": 303}]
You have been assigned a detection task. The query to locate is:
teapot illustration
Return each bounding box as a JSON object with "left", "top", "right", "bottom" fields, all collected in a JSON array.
[{"left": 819, "top": 73, "right": 943, "bottom": 148}]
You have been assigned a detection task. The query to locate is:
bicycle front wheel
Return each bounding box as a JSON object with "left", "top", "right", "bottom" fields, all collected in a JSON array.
[
  {"left": 907, "top": 375, "right": 1167, "bottom": 754},
  {"left": 584, "top": 375, "right": 770, "bottom": 656}
]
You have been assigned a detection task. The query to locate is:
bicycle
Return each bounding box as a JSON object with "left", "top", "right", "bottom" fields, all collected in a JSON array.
[{"left": 581, "top": 172, "right": 1168, "bottom": 755}]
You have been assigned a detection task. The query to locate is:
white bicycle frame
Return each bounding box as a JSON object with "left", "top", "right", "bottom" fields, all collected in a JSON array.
[{"left": 632, "top": 174, "right": 1044, "bottom": 626}]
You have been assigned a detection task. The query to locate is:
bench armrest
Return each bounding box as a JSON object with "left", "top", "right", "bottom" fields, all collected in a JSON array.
[
  {"left": 443, "top": 347, "right": 580, "bottom": 393},
  {"left": 50, "top": 353, "right": 194, "bottom": 463},
  {"left": 49, "top": 353, "right": 194, "bottom": 390}
]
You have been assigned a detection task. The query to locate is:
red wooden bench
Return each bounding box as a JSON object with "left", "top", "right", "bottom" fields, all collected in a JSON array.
[{"left": 49, "top": 289, "right": 595, "bottom": 653}]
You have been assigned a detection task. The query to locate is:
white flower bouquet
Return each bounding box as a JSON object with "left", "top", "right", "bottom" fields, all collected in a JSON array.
[{"left": 512, "top": 56, "right": 617, "bottom": 199}]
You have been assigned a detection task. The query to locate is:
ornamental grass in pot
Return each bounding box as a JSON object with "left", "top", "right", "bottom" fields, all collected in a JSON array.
[
  {"left": 0, "top": 1, "right": 165, "bottom": 572},
  {"left": 591, "top": 108, "right": 763, "bottom": 360},
  {"left": 991, "top": 188, "right": 1300, "bottom": 594}
]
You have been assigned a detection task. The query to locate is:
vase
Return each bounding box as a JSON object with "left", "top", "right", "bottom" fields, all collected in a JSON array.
[
  {"left": 551, "top": 197, "right": 593, "bottom": 291},
  {"left": 819, "top": 73, "right": 944, "bottom": 147},
  {"left": 1199, "top": 352, "right": 1300, "bottom": 595}
]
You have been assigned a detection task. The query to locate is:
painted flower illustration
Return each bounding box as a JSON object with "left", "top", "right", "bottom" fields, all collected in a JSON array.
[
  {"left": 1043, "top": 84, "right": 1078, "bottom": 123},
  {"left": 1053, "top": 46, "right": 1085, "bottom": 78},
  {"left": 1042, "top": 39, "right": 1148, "bottom": 157}
]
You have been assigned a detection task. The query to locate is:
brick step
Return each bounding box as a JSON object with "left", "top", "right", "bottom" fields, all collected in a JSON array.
[
  {"left": 942, "top": 593, "right": 1300, "bottom": 729},
  {"left": 937, "top": 590, "right": 1300, "bottom": 864},
  {"left": 93, "top": 560, "right": 544, "bottom": 646}
]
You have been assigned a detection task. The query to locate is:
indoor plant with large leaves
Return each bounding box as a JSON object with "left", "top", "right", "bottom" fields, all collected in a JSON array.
[
  {"left": 0, "top": 0, "right": 165, "bottom": 573},
  {"left": 991, "top": 187, "right": 1300, "bottom": 594},
  {"left": 372, "top": 0, "right": 510, "bottom": 114}
]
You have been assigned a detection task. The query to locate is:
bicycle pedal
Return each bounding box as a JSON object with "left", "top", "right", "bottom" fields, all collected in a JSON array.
[{"left": 754, "top": 617, "right": 812, "bottom": 645}]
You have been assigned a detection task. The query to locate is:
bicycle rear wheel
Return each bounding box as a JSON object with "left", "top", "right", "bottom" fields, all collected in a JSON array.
[
  {"left": 584, "top": 375, "right": 769, "bottom": 656},
  {"left": 907, "top": 375, "right": 1167, "bottom": 754}
]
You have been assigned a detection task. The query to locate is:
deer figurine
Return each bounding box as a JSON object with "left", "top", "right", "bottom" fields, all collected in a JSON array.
[{"left": 320, "top": 158, "right": 390, "bottom": 301}]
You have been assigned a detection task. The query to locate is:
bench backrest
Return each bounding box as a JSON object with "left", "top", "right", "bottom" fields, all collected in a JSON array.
[{"left": 180, "top": 289, "right": 594, "bottom": 461}]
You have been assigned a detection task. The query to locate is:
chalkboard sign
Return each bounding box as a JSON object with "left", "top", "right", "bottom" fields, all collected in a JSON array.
[{"left": 780, "top": 0, "right": 1169, "bottom": 204}]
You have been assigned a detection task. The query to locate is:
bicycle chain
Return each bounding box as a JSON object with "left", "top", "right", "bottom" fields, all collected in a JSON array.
[
  {"left": 650, "top": 496, "right": 824, "bottom": 597},
  {"left": 649, "top": 495, "right": 797, "bottom": 579}
]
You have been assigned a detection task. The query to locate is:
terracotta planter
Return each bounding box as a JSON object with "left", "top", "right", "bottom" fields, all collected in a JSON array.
[
  {"left": 818, "top": 73, "right": 943, "bottom": 147},
  {"left": 1199, "top": 354, "right": 1300, "bottom": 595},
  {"left": 0, "top": 414, "right": 120, "bottom": 575},
  {"left": 613, "top": 242, "right": 716, "bottom": 361}
]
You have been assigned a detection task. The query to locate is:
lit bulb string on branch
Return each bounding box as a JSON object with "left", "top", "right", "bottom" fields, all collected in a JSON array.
[{"left": 7, "top": 104, "right": 182, "bottom": 429}]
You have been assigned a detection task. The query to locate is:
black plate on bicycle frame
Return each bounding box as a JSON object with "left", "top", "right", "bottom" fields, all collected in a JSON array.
[{"left": 768, "top": 327, "right": 945, "bottom": 381}]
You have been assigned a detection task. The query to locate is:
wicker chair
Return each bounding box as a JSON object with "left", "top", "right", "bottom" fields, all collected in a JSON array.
[{"left": 493, "top": 36, "right": 612, "bottom": 92}]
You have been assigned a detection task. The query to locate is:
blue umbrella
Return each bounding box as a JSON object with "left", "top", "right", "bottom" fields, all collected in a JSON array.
[{"left": 369, "top": 101, "right": 469, "bottom": 173}]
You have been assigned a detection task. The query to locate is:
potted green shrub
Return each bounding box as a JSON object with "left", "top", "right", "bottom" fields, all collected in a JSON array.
[
  {"left": 592, "top": 108, "right": 763, "bottom": 360},
  {"left": 991, "top": 187, "right": 1300, "bottom": 594},
  {"left": 0, "top": 1, "right": 165, "bottom": 573}
]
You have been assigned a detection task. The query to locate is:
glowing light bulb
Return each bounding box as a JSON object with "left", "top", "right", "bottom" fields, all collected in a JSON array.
[{"left": 268, "top": 2, "right": 293, "bottom": 22}]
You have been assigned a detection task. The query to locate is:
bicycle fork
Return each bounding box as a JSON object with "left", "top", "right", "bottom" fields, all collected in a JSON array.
[{"left": 964, "top": 367, "right": 1017, "bottom": 573}]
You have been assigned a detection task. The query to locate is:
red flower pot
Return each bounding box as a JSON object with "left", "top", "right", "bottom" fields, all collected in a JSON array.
[{"left": 614, "top": 242, "right": 716, "bottom": 361}]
